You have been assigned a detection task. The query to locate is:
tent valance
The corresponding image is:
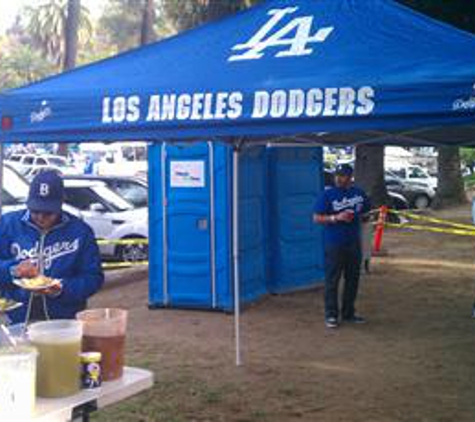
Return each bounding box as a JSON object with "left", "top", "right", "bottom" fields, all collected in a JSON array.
[{"left": 1, "top": 0, "right": 475, "bottom": 144}]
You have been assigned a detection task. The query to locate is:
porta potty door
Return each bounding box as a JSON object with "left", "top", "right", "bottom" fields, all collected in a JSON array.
[
  {"left": 267, "top": 146, "right": 325, "bottom": 293},
  {"left": 148, "top": 142, "right": 215, "bottom": 308}
]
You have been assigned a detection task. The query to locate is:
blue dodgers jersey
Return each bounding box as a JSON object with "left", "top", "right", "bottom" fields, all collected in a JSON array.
[
  {"left": 0, "top": 210, "right": 104, "bottom": 323},
  {"left": 314, "top": 186, "right": 371, "bottom": 246}
]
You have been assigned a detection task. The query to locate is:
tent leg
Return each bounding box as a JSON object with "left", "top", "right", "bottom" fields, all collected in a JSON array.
[
  {"left": 232, "top": 147, "right": 242, "bottom": 367},
  {"left": 161, "top": 142, "right": 169, "bottom": 305}
]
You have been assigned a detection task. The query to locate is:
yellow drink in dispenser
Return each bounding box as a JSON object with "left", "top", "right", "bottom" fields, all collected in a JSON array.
[{"left": 29, "top": 320, "right": 83, "bottom": 398}]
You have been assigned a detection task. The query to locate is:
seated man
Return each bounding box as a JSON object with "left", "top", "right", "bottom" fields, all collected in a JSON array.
[{"left": 0, "top": 171, "right": 104, "bottom": 323}]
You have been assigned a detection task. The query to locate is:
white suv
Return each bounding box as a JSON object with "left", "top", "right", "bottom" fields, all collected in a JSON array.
[
  {"left": 0, "top": 171, "right": 148, "bottom": 262},
  {"left": 387, "top": 165, "right": 438, "bottom": 190},
  {"left": 7, "top": 154, "right": 79, "bottom": 176},
  {"left": 63, "top": 179, "right": 148, "bottom": 262}
]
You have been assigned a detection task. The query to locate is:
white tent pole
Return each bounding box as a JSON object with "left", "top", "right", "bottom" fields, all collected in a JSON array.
[
  {"left": 208, "top": 141, "right": 217, "bottom": 308},
  {"left": 232, "top": 146, "right": 242, "bottom": 366}
]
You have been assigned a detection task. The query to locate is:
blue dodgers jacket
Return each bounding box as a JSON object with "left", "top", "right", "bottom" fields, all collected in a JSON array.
[{"left": 0, "top": 209, "right": 104, "bottom": 323}]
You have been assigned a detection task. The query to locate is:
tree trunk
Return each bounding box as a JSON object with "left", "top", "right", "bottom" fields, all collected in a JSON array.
[
  {"left": 59, "top": 0, "right": 81, "bottom": 157},
  {"left": 63, "top": 0, "right": 80, "bottom": 71},
  {"left": 433, "top": 147, "right": 466, "bottom": 209},
  {"left": 140, "top": 0, "right": 156, "bottom": 46},
  {"left": 354, "top": 145, "right": 388, "bottom": 207},
  {"left": 205, "top": 0, "right": 242, "bottom": 22}
]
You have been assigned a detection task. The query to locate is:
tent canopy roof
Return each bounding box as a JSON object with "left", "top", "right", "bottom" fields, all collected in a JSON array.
[{"left": 1, "top": 0, "right": 475, "bottom": 145}]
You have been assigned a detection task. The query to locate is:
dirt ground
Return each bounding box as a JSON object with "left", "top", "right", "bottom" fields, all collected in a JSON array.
[{"left": 92, "top": 206, "right": 475, "bottom": 422}]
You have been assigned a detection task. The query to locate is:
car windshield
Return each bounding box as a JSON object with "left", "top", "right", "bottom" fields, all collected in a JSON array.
[
  {"left": 113, "top": 181, "right": 148, "bottom": 207},
  {"left": 47, "top": 157, "right": 68, "bottom": 167},
  {"left": 91, "top": 185, "right": 134, "bottom": 212},
  {"left": 409, "top": 167, "right": 429, "bottom": 179}
]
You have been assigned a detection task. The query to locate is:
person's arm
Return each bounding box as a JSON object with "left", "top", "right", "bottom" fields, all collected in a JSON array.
[
  {"left": 0, "top": 217, "right": 19, "bottom": 289},
  {"left": 53, "top": 227, "right": 104, "bottom": 305},
  {"left": 314, "top": 213, "right": 353, "bottom": 224},
  {"left": 312, "top": 192, "right": 353, "bottom": 224}
]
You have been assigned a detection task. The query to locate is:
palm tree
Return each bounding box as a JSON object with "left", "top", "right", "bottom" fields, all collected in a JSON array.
[
  {"left": 25, "top": 0, "right": 91, "bottom": 67},
  {"left": 63, "top": 0, "right": 81, "bottom": 70},
  {"left": 140, "top": 0, "right": 156, "bottom": 46}
]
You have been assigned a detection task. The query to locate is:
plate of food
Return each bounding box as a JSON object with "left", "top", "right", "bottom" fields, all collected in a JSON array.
[
  {"left": 0, "top": 297, "right": 23, "bottom": 313},
  {"left": 13, "top": 276, "right": 61, "bottom": 292}
]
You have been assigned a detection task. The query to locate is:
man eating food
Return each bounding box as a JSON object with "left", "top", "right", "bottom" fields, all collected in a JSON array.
[{"left": 0, "top": 170, "right": 104, "bottom": 323}]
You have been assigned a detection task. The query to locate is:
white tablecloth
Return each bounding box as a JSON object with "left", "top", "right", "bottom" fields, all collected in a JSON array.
[{"left": 32, "top": 367, "right": 154, "bottom": 421}]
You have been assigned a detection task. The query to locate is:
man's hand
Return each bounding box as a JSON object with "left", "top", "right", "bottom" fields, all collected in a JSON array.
[
  {"left": 14, "top": 261, "right": 39, "bottom": 279},
  {"left": 335, "top": 210, "right": 355, "bottom": 223}
]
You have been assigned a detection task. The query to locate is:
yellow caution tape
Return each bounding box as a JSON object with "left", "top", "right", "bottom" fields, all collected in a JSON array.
[
  {"left": 388, "top": 209, "right": 475, "bottom": 232},
  {"left": 102, "top": 261, "right": 149, "bottom": 269},
  {"left": 97, "top": 238, "right": 149, "bottom": 246},
  {"left": 386, "top": 222, "right": 475, "bottom": 237}
]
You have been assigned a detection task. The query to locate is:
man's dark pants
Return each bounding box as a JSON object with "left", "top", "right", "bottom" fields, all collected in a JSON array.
[{"left": 324, "top": 241, "right": 362, "bottom": 320}]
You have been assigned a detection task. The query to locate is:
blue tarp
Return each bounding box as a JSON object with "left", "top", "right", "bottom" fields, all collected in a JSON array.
[{"left": 1, "top": 0, "right": 475, "bottom": 144}]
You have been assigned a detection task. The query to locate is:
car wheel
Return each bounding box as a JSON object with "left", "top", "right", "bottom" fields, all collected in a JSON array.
[
  {"left": 413, "top": 194, "right": 430, "bottom": 210},
  {"left": 117, "top": 241, "right": 148, "bottom": 263}
]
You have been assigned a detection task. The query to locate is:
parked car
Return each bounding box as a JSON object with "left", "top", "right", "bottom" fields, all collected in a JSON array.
[
  {"left": 0, "top": 168, "right": 148, "bottom": 262},
  {"left": 63, "top": 179, "right": 148, "bottom": 262},
  {"left": 324, "top": 170, "right": 409, "bottom": 210},
  {"left": 64, "top": 175, "right": 148, "bottom": 208},
  {"left": 6, "top": 153, "right": 79, "bottom": 176},
  {"left": 385, "top": 171, "right": 435, "bottom": 209},
  {"left": 386, "top": 164, "right": 437, "bottom": 189},
  {"left": 78, "top": 142, "right": 147, "bottom": 177},
  {"left": 1, "top": 164, "right": 30, "bottom": 213}
]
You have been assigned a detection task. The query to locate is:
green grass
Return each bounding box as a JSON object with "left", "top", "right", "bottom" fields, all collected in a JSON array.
[
  {"left": 92, "top": 356, "right": 238, "bottom": 422},
  {"left": 464, "top": 173, "right": 475, "bottom": 188}
]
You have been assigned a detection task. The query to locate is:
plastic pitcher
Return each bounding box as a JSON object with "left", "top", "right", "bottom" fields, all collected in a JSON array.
[
  {"left": 77, "top": 308, "right": 128, "bottom": 381},
  {"left": 0, "top": 346, "right": 37, "bottom": 419},
  {"left": 7, "top": 323, "right": 30, "bottom": 345},
  {"left": 29, "top": 320, "right": 83, "bottom": 398}
]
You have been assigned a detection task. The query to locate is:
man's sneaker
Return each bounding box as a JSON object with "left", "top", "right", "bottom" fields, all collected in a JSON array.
[
  {"left": 325, "top": 317, "right": 339, "bottom": 329},
  {"left": 343, "top": 315, "right": 366, "bottom": 324}
]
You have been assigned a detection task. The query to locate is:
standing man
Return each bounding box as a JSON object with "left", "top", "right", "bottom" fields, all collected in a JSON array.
[
  {"left": 314, "top": 164, "right": 371, "bottom": 329},
  {"left": 0, "top": 171, "right": 104, "bottom": 323}
]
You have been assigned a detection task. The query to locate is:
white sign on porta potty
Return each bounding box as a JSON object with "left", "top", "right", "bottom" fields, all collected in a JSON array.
[{"left": 170, "top": 161, "right": 205, "bottom": 188}]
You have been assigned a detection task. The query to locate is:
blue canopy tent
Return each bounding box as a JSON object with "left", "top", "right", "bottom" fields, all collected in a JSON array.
[{"left": 1, "top": 0, "right": 475, "bottom": 365}]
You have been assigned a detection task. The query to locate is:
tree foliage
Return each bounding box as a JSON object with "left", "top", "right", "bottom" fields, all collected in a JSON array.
[
  {"left": 158, "top": 0, "right": 248, "bottom": 32},
  {"left": 99, "top": 0, "right": 169, "bottom": 52},
  {"left": 23, "top": 0, "right": 92, "bottom": 66},
  {"left": 0, "top": 43, "right": 56, "bottom": 90}
]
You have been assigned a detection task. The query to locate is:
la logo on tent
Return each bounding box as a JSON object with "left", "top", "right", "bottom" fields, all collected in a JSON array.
[{"left": 229, "top": 6, "right": 334, "bottom": 61}]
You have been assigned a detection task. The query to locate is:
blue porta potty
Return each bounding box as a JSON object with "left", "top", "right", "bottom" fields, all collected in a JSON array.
[{"left": 148, "top": 141, "right": 324, "bottom": 311}]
